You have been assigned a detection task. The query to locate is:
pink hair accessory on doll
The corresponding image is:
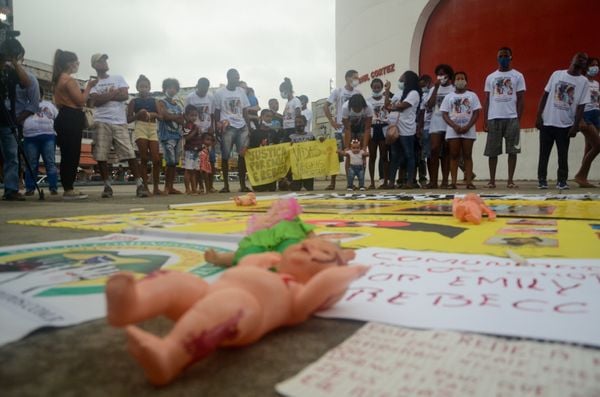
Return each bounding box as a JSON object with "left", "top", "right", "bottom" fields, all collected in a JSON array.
[
  {"left": 452, "top": 193, "right": 496, "bottom": 225},
  {"left": 246, "top": 197, "right": 303, "bottom": 234}
]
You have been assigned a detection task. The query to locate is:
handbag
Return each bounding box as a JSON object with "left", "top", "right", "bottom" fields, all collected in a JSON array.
[{"left": 83, "top": 107, "right": 95, "bottom": 129}]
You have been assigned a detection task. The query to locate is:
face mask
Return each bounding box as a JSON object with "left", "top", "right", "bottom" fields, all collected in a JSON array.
[
  {"left": 588, "top": 66, "right": 599, "bottom": 77},
  {"left": 372, "top": 89, "right": 382, "bottom": 97},
  {"left": 422, "top": 88, "right": 430, "bottom": 95},
  {"left": 455, "top": 80, "right": 467, "bottom": 90},
  {"left": 280, "top": 91, "right": 287, "bottom": 99},
  {"left": 498, "top": 57, "right": 511, "bottom": 69},
  {"left": 349, "top": 110, "right": 362, "bottom": 117},
  {"left": 437, "top": 75, "right": 448, "bottom": 84},
  {"left": 398, "top": 81, "right": 405, "bottom": 91},
  {"left": 261, "top": 120, "right": 272, "bottom": 127},
  {"left": 351, "top": 79, "right": 359, "bottom": 88},
  {"left": 165, "top": 92, "right": 174, "bottom": 99}
]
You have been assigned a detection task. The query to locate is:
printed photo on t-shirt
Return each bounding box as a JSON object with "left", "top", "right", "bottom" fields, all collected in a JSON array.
[
  {"left": 591, "top": 88, "right": 599, "bottom": 106},
  {"left": 493, "top": 77, "right": 514, "bottom": 100},
  {"left": 450, "top": 97, "right": 473, "bottom": 125},
  {"left": 226, "top": 98, "right": 242, "bottom": 114},
  {"left": 435, "top": 94, "right": 446, "bottom": 111},
  {"left": 553, "top": 81, "right": 576, "bottom": 109},
  {"left": 196, "top": 105, "right": 210, "bottom": 122}
]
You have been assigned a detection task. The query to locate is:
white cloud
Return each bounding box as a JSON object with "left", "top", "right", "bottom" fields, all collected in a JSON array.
[{"left": 14, "top": 0, "right": 335, "bottom": 106}]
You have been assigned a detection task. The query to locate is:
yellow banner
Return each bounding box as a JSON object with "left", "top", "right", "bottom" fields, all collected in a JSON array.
[
  {"left": 245, "top": 144, "right": 291, "bottom": 185},
  {"left": 289, "top": 139, "right": 340, "bottom": 180}
]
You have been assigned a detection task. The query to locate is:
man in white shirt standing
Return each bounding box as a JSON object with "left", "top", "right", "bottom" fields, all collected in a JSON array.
[
  {"left": 536, "top": 52, "right": 591, "bottom": 190},
  {"left": 214, "top": 68, "right": 251, "bottom": 193},
  {"left": 89, "top": 53, "right": 147, "bottom": 198},
  {"left": 483, "top": 47, "right": 526, "bottom": 189},
  {"left": 323, "top": 69, "right": 361, "bottom": 190}
]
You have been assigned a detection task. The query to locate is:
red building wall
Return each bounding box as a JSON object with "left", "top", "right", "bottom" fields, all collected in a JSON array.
[{"left": 419, "top": 0, "right": 600, "bottom": 129}]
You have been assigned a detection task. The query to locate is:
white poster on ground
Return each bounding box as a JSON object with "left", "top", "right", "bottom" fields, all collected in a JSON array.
[
  {"left": 277, "top": 322, "right": 600, "bottom": 397},
  {"left": 318, "top": 248, "right": 600, "bottom": 346},
  {"left": 0, "top": 234, "right": 236, "bottom": 346}
]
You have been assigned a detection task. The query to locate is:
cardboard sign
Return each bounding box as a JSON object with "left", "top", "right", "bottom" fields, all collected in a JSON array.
[
  {"left": 277, "top": 322, "right": 600, "bottom": 397},
  {"left": 318, "top": 248, "right": 600, "bottom": 346},
  {"left": 289, "top": 139, "right": 340, "bottom": 179},
  {"left": 245, "top": 143, "right": 291, "bottom": 185}
]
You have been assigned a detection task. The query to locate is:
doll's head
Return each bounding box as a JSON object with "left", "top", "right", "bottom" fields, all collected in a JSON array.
[
  {"left": 246, "top": 198, "right": 303, "bottom": 234},
  {"left": 279, "top": 238, "right": 356, "bottom": 283}
]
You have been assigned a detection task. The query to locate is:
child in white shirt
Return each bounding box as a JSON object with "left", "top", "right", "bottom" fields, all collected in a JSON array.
[{"left": 344, "top": 139, "right": 369, "bottom": 191}]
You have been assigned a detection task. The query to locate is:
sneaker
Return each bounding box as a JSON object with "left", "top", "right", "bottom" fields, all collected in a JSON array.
[
  {"left": 538, "top": 181, "right": 548, "bottom": 189},
  {"left": 101, "top": 185, "right": 113, "bottom": 198},
  {"left": 556, "top": 182, "right": 570, "bottom": 190},
  {"left": 63, "top": 190, "right": 88, "bottom": 200},
  {"left": 25, "top": 190, "right": 35, "bottom": 196},
  {"left": 347, "top": 187, "right": 353, "bottom": 191},
  {"left": 3, "top": 191, "right": 26, "bottom": 201},
  {"left": 136, "top": 185, "right": 149, "bottom": 198},
  {"left": 359, "top": 187, "right": 366, "bottom": 191}
]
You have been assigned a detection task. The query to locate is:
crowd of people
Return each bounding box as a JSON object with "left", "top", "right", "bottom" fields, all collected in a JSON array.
[{"left": 0, "top": 40, "right": 597, "bottom": 201}]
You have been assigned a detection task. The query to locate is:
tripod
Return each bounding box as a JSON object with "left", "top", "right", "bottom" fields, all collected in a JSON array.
[{"left": 1, "top": 102, "right": 45, "bottom": 200}]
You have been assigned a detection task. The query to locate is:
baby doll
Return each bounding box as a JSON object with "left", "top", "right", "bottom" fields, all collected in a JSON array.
[
  {"left": 452, "top": 193, "right": 496, "bottom": 224},
  {"left": 105, "top": 238, "right": 368, "bottom": 385}
]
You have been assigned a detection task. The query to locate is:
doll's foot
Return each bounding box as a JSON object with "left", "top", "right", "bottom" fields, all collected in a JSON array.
[
  {"left": 106, "top": 272, "right": 138, "bottom": 326},
  {"left": 204, "top": 249, "right": 232, "bottom": 266},
  {"left": 126, "top": 326, "right": 183, "bottom": 386}
]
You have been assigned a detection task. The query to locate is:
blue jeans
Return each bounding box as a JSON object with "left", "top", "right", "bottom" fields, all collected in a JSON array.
[
  {"left": 0, "top": 126, "right": 19, "bottom": 195},
  {"left": 389, "top": 135, "right": 416, "bottom": 185},
  {"left": 24, "top": 134, "right": 58, "bottom": 192},
  {"left": 161, "top": 138, "right": 182, "bottom": 167},
  {"left": 347, "top": 164, "right": 365, "bottom": 188}
]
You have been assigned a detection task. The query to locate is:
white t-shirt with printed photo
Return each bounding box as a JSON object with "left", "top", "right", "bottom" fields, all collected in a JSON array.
[
  {"left": 390, "top": 90, "right": 420, "bottom": 136},
  {"left": 584, "top": 79, "right": 599, "bottom": 112},
  {"left": 542, "top": 70, "right": 591, "bottom": 128},
  {"left": 90, "top": 75, "right": 129, "bottom": 125},
  {"left": 301, "top": 108, "right": 313, "bottom": 133},
  {"left": 283, "top": 97, "right": 302, "bottom": 129},
  {"left": 23, "top": 100, "right": 58, "bottom": 138},
  {"left": 440, "top": 90, "right": 482, "bottom": 140},
  {"left": 484, "top": 69, "right": 526, "bottom": 120},
  {"left": 214, "top": 86, "right": 250, "bottom": 129},
  {"left": 341, "top": 101, "right": 374, "bottom": 135},
  {"left": 185, "top": 92, "right": 214, "bottom": 132},
  {"left": 367, "top": 95, "right": 388, "bottom": 125},
  {"left": 428, "top": 84, "right": 455, "bottom": 132},
  {"left": 327, "top": 87, "right": 362, "bottom": 132}
]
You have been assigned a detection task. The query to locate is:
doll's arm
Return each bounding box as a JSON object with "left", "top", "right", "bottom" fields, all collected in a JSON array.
[
  {"left": 288, "top": 265, "right": 369, "bottom": 324},
  {"left": 236, "top": 252, "right": 283, "bottom": 270}
]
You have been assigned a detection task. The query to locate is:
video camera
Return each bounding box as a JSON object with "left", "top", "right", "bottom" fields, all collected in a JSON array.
[{"left": 0, "top": 7, "right": 21, "bottom": 60}]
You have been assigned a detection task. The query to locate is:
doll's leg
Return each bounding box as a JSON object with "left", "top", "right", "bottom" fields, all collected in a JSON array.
[
  {"left": 125, "top": 289, "right": 262, "bottom": 385},
  {"left": 106, "top": 271, "right": 208, "bottom": 326},
  {"left": 204, "top": 249, "right": 235, "bottom": 266}
]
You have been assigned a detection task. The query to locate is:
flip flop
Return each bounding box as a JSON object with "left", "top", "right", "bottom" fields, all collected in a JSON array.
[
  {"left": 506, "top": 182, "right": 519, "bottom": 189},
  {"left": 486, "top": 182, "right": 496, "bottom": 189},
  {"left": 325, "top": 184, "right": 335, "bottom": 190},
  {"left": 466, "top": 183, "right": 477, "bottom": 190}
]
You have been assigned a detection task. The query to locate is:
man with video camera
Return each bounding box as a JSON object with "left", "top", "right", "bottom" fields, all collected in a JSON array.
[{"left": 0, "top": 36, "right": 30, "bottom": 201}]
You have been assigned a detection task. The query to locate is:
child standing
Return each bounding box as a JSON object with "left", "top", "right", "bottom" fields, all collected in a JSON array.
[
  {"left": 249, "top": 109, "right": 278, "bottom": 192},
  {"left": 289, "top": 115, "right": 316, "bottom": 191},
  {"left": 157, "top": 78, "right": 184, "bottom": 195},
  {"left": 344, "top": 139, "right": 369, "bottom": 191},
  {"left": 182, "top": 105, "right": 202, "bottom": 194},
  {"left": 199, "top": 132, "right": 215, "bottom": 194}
]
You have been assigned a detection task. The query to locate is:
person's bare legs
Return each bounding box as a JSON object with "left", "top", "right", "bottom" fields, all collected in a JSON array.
[
  {"left": 149, "top": 141, "right": 163, "bottom": 195},
  {"left": 574, "top": 124, "right": 600, "bottom": 187}
]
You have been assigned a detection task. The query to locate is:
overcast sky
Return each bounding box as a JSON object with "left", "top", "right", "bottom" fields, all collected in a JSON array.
[{"left": 14, "top": 0, "right": 335, "bottom": 106}]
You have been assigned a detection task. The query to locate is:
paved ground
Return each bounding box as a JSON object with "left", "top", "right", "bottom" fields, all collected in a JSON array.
[{"left": 1, "top": 178, "right": 598, "bottom": 396}]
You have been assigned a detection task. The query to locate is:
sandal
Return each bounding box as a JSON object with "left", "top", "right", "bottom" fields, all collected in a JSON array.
[
  {"left": 466, "top": 183, "right": 477, "bottom": 190},
  {"left": 325, "top": 184, "right": 335, "bottom": 190},
  {"left": 506, "top": 182, "right": 519, "bottom": 189},
  {"left": 447, "top": 184, "right": 457, "bottom": 190},
  {"left": 486, "top": 182, "right": 496, "bottom": 189},
  {"left": 424, "top": 183, "right": 438, "bottom": 189}
]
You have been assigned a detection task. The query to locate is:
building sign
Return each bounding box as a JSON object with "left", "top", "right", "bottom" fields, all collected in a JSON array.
[{"left": 358, "top": 63, "right": 396, "bottom": 84}]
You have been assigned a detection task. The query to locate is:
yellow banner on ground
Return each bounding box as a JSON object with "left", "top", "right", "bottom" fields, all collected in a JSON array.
[
  {"left": 245, "top": 144, "right": 291, "bottom": 186},
  {"left": 290, "top": 139, "right": 339, "bottom": 180}
]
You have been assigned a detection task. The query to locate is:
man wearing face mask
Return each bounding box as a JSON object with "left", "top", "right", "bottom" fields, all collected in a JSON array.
[
  {"left": 323, "top": 69, "right": 361, "bottom": 190},
  {"left": 483, "top": 47, "right": 526, "bottom": 189},
  {"left": 573, "top": 57, "right": 600, "bottom": 188},
  {"left": 536, "top": 52, "right": 591, "bottom": 190}
]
